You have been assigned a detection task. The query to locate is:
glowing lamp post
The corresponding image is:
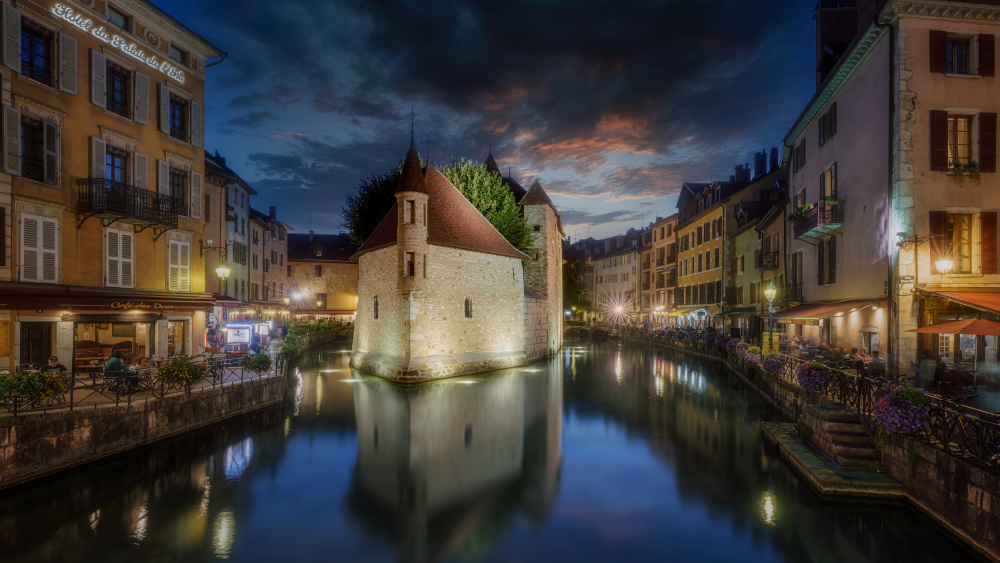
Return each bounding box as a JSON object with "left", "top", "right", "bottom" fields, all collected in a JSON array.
[
  {"left": 935, "top": 258, "right": 954, "bottom": 275},
  {"left": 764, "top": 283, "right": 777, "bottom": 351},
  {"left": 215, "top": 262, "right": 231, "bottom": 281}
]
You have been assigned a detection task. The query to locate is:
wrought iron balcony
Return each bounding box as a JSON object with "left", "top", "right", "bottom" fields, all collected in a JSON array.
[
  {"left": 793, "top": 201, "right": 844, "bottom": 239},
  {"left": 77, "top": 178, "right": 187, "bottom": 228},
  {"left": 756, "top": 250, "right": 779, "bottom": 270},
  {"left": 656, "top": 258, "right": 664, "bottom": 267},
  {"left": 169, "top": 126, "right": 189, "bottom": 142},
  {"left": 781, "top": 282, "right": 803, "bottom": 302},
  {"left": 642, "top": 260, "right": 651, "bottom": 269},
  {"left": 21, "top": 61, "right": 53, "bottom": 86},
  {"left": 656, "top": 279, "right": 665, "bottom": 289}
]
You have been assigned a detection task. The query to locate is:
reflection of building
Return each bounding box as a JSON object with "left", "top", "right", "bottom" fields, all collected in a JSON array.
[
  {"left": 287, "top": 231, "right": 358, "bottom": 321},
  {"left": 0, "top": 0, "right": 227, "bottom": 369},
  {"left": 348, "top": 366, "right": 562, "bottom": 563}
]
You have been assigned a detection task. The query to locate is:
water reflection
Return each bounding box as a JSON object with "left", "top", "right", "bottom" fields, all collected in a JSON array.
[{"left": 347, "top": 363, "right": 563, "bottom": 563}]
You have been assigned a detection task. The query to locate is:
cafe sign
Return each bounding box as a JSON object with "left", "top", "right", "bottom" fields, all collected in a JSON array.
[
  {"left": 52, "top": 4, "right": 186, "bottom": 83},
  {"left": 111, "top": 301, "right": 176, "bottom": 312}
]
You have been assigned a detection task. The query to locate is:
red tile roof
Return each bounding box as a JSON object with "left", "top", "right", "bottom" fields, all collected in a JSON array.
[
  {"left": 520, "top": 180, "right": 553, "bottom": 206},
  {"left": 354, "top": 146, "right": 529, "bottom": 261}
]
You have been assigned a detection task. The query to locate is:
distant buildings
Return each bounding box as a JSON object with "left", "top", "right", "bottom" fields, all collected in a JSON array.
[{"left": 286, "top": 231, "right": 358, "bottom": 321}]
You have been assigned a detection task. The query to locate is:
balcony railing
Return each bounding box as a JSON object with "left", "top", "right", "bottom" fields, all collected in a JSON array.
[
  {"left": 642, "top": 283, "right": 651, "bottom": 291},
  {"left": 782, "top": 282, "right": 803, "bottom": 302},
  {"left": 169, "top": 126, "right": 189, "bottom": 142},
  {"left": 756, "top": 250, "right": 779, "bottom": 270},
  {"left": 20, "top": 156, "right": 44, "bottom": 182},
  {"left": 793, "top": 201, "right": 844, "bottom": 239},
  {"left": 656, "top": 258, "right": 664, "bottom": 267},
  {"left": 77, "top": 178, "right": 187, "bottom": 227},
  {"left": 665, "top": 253, "right": 676, "bottom": 264},
  {"left": 656, "top": 279, "right": 665, "bottom": 289},
  {"left": 21, "top": 61, "right": 53, "bottom": 86},
  {"left": 642, "top": 260, "right": 651, "bottom": 269}
]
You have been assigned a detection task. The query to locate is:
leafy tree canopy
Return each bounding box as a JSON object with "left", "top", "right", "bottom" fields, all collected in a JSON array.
[{"left": 342, "top": 156, "right": 534, "bottom": 255}]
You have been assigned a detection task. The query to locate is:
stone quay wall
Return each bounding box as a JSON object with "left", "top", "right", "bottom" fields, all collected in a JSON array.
[
  {"left": 638, "top": 336, "right": 1000, "bottom": 562},
  {"left": 523, "top": 295, "right": 549, "bottom": 362},
  {"left": 0, "top": 375, "right": 285, "bottom": 491}
]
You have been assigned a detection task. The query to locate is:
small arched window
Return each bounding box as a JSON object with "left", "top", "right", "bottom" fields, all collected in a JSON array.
[
  {"left": 463, "top": 296, "right": 473, "bottom": 319},
  {"left": 373, "top": 296, "right": 379, "bottom": 320}
]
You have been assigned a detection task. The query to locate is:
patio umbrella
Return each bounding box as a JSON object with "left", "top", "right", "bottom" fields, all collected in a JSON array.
[{"left": 908, "top": 316, "right": 1000, "bottom": 393}]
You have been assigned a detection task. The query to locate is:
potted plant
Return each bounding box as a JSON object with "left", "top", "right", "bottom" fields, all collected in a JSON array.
[
  {"left": 761, "top": 352, "right": 785, "bottom": 377},
  {"left": 158, "top": 356, "right": 206, "bottom": 393},
  {"left": 790, "top": 203, "right": 812, "bottom": 219},
  {"left": 872, "top": 386, "right": 929, "bottom": 445},
  {"left": 796, "top": 361, "right": 829, "bottom": 395},
  {"left": 240, "top": 353, "right": 273, "bottom": 375}
]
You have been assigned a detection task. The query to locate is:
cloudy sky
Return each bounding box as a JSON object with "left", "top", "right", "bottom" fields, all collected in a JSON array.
[{"left": 168, "top": 0, "right": 818, "bottom": 240}]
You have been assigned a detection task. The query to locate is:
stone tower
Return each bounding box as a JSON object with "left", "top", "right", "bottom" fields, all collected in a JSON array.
[
  {"left": 521, "top": 180, "right": 564, "bottom": 358},
  {"left": 394, "top": 143, "right": 429, "bottom": 358}
]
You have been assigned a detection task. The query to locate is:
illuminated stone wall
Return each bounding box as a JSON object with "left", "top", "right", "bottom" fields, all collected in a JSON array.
[{"left": 352, "top": 246, "right": 406, "bottom": 360}]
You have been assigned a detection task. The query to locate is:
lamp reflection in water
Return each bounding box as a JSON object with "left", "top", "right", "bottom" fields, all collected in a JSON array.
[
  {"left": 347, "top": 366, "right": 563, "bottom": 562},
  {"left": 615, "top": 349, "right": 623, "bottom": 384},
  {"left": 760, "top": 491, "right": 777, "bottom": 527},
  {"left": 213, "top": 508, "right": 236, "bottom": 559}
]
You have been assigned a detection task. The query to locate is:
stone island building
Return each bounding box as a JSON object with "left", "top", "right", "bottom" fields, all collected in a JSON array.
[{"left": 351, "top": 142, "right": 563, "bottom": 381}]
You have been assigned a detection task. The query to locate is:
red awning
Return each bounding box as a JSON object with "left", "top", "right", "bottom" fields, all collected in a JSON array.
[
  {"left": 772, "top": 298, "right": 884, "bottom": 320},
  {"left": 935, "top": 292, "right": 1000, "bottom": 314}
]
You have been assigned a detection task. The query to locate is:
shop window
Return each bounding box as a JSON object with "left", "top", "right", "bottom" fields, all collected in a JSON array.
[
  {"left": 167, "top": 321, "right": 186, "bottom": 356},
  {"left": 19, "top": 321, "right": 51, "bottom": 368}
]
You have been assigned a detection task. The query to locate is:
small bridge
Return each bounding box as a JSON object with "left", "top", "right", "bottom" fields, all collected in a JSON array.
[{"left": 564, "top": 326, "right": 612, "bottom": 341}]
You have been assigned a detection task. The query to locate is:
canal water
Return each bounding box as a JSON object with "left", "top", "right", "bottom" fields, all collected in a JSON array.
[{"left": 0, "top": 341, "right": 983, "bottom": 562}]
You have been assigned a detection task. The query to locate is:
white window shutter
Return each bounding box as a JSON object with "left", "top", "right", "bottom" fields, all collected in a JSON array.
[
  {"left": 90, "top": 136, "right": 106, "bottom": 179},
  {"left": 40, "top": 218, "right": 57, "bottom": 283},
  {"left": 190, "top": 171, "right": 202, "bottom": 218},
  {"left": 4, "top": 105, "right": 19, "bottom": 176},
  {"left": 3, "top": 5, "right": 20, "bottom": 72},
  {"left": 158, "top": 84, "right": 170, "bottom": 134},
  {"left": 190, "top": 101, "right": 202, "bottom": 147},
  {"left": 20, "top": 215, "right": 38, "bottom": 281},
  {"left": 179, "top": 242, "right": 190, "bottom": 291},
  {"left": 43, "top": 121, "right": 57, "bottom": 185},
  {"left": 90, "top": 49, "right": 106, "bottom": 108},
  {"left": 168, "top": 240, "right": 180, "bottom": 291},
  {"left": 58, "top": 33, "right": 77, "bottom": 95},
  {"left": 106, "top": 229, "right": 120, "bottom": 287},
  {"left": 133, "top": 72, "right": 149, "bottom": 124},
  {"left": 134, "top": 152, "right": 147, "bottom": 189},
  {"left": 157, "top": 159, "right": 169, "bottom": 195},
  {"left": 120, "top": 231, "right": 133, "bottom": 288}
]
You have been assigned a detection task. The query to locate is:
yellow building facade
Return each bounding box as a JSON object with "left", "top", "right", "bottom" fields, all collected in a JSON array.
[{"left": 0, "top": 0, "right": 223, "bottom": 369}]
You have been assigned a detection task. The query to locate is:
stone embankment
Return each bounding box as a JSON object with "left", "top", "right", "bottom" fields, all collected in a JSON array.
[{"left": 617, "top": 332, "right": 1000, "bottom": 563}]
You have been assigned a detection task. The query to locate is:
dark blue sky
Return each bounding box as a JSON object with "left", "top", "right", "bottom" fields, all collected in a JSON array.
[{"left": 164, "top": 0, "right": 818, "bottom": 239}]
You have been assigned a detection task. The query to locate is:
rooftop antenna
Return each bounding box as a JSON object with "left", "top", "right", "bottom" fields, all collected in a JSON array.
[
  {"left": 424, "top": 133, "right": 433, "bottom": 165},
  {"left": 489, "top": 143, "right": 492, "bottom": 156},
  {"left": 409, "top": 107, "right": 415, "bottom": 147}
]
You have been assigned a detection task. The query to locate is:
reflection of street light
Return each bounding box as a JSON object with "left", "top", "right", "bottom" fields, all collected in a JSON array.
[{"left": 764, "top": 283, "right": 777, "bottom": 351}]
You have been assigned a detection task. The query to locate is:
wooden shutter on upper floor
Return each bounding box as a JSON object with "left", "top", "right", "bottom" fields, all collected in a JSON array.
[
  {"left": 819, "top": 115, "right": 826, "bottom": 146},
  {"left": 980, "top": 34, "right": 995, "bottom": 77},
  {"left": 106, "top": 229, "right": 120, "bottom": 287},
  {"left": 157, "top": 160, "right": 169, "bottom": 194},
  {"left": 20, "top": 215, "right": 38, "bottom": 281},
  {"left": 817, "top": 238, "right": 826, "bottom": 285},
  {"left": 134, "top": 152, "right": 147, "bottom": 189},
  {"left": 930, "top": 210, "right": 948, "bottom": 272},
  {"left": 40, "top": 218, "right": 56, "bottom": 283},
  {"left": 90, "top": 136, "right": 106, "bottom": 179},
  {"left": 158, "top": 84, "right": 170, "bottom": 134},
  {"left": 121, "top": 230, "right": 133, "bottom": 287},
  {"left": 982, "top": 212, "right": 997, "bottom": 275},
  {"left": 3, "top": 105, "right": 18, "bottom": 176},
  {"left": 168, "top": 240, "right": 179, "bottom": 291},
  {"left": 930, "top": 30, "right": 948, "bottom": 73},
  {"left": 981, "top": 113, "right": 997, "bottom": 173},
  {"left": 3, "top": 5, "right": 19, "bottom": 71},
  {"left": 42, "top": 121, "right": 57, "bottom": 185},
  {"left": 58, "top": 33, "right": 77, "bottom": 95},
  {"left": 90, "top": 49, "right": 106, "bottom": 109},
  {"left": 828, "top": 236, "right": 837, "bottom": 284},
  {"left": 930, "top": 110, "right": 949, "bottom": 171},
  {"left": 190, "top": 171, "right": 202, "bottom": 218},
  {"left": 134, "top": 72, "right": 149, "bottom": 125}
]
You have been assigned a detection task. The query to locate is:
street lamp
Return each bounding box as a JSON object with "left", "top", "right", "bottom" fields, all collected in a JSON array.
[
  {"left": 215, "top": 262, "right": 231, "bottom": 280},
  {"left": 283, "top": 296, "right": 290, "bottom": 305},
  {"left": 764, "top": 282, "right": 777, "bottom": 351},
  {"left": 934, "top": 258, "right": 954, "bottom": 274}
]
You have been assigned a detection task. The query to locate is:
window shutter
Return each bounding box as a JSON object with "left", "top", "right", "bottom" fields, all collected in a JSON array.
[
  {"left": 190, "top": 101, "right": 202, "bottom": 147},
  {"left": 828, "top": 236, "right": 837, "bottom": 284},
  {"left": 179, "top": 242, "right": 190, "bottom": 291},
  {"left": 0, "top": 208, "right": 5, "bottom": 266},
  {"left": 190, "top": 171, "right": 202, "bottom": 218},
  {"left": 3, "top": 5, "right": 19, "bottom": 71},
  {"left": 982, "top": 212, "right": 997, "bottom": 275},
  {"left": 40, "top": 218, "right": 57, "bottom": 283},
  {"left": 930, "top": 210, "right": 948, "bottom": 271},
  {"left": 121, "top": 231, "right": 133, "bottom": 287},
  {"left": 157, "top": 160, "right": 169, "bottom": 194},
  {"left": 818, "top": 115, "right": 826, "bottom": 146},
  {"left": 4, "top": 105, "right": 19, "bottom": 176},
  {"left": 830, "top": 103, "right": 837, "bottom": 136},
  {"left": 90, "top": 136, "right": 106, "bottom": 179},
  {"left": 817, "top": 238, "right": 825, "bottom": 285},
  {"left": 980, "top": 34, "right": 995, "bottom": 77},
  {"left": 930, "top": 30, "right": 948, "bottom": 73},
  {"left": 930, "top": 110, "right": 949, "bottom": 171},
  {"left": 168, "top": 240, "right": 179, "bottom": 291},
  {"left": 90, "top": 49, "right": 106, "bottom": 109},
  {"left": 134, "top": 72, "right": 149, "bottom": 125},
  {"left": 791, "top": 252, "right": 799, "bottom": 287},
  {"left": 43, "top": 120, "right": 57, "bottom": 185},
  {"left": 134, "top": 152, "right": 147, "bottom": 189},
  {"left": 831, "top": 162, "right": 837, "bottom": 198},
  {"left": 820, "top": 169, "right": 826, "bottom": 196},
  {"left": 20, "top": 215, "right": 38, "bottom": 281},
  {"left": 981, "top": 113, "right": 997, "bottom": 173},
  {"left": 58, "top": 33, "right": 77, "bottom": 95},
  {"left": 158, "top": 84, "right": 170, "bottom": 134},
  {"left": 106, "top": 229, "right": 120, "bottom": 287}
]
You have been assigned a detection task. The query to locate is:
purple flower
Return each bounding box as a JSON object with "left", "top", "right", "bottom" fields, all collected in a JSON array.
[
  {"left": 872, "top": 386, "right": 929, "bottom": 435},
  {"left": 761, "top": 352, "right": 785, "bottom": 374},
  {"left": 796, "top": 361, "right": 829, "bottom": 393}
]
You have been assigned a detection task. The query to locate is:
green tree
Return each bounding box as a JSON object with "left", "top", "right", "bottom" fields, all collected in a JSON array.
[
  {"left": 442, "top": 158, "right": 534, "bottom": 255},
  {"left": 342, "top": 156, "right": 534, "bottom": 255}
]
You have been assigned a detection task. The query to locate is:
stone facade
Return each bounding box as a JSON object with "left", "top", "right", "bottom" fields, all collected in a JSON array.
[{"left": 523, "top": 202, "right": 563, "bottom": 357}]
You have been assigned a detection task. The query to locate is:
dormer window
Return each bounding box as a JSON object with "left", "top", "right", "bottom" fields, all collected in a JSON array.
[{"left": 313, "top": 246, "right": 323, "bottom": 257}]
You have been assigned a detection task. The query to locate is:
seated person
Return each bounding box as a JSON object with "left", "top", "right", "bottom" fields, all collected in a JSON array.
[
  {"left": 105, "top": 350, "right": 125, "bottom": 375},
  {"left": 868, "top": 351, "right": 887, "bottom": 376},
  {"left": 858, "top": 348, "right": 871, "bottom": 362},
  {"left": 39, "top": 355, "right": 67, "bottom": 373}
]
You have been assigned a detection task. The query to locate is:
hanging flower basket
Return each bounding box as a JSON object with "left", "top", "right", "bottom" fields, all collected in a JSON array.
[
  {"left": 796, "top": 361, "right": 829, "bottom": 394},
  {"left": 872, "top": 386, "right": 929, "bottom": 435},
  {"left": 761, "top": 352, "right": 785, "bottom": 375},
  {"left": 744, "top": 346, "right": 763, "bottom": 367}
]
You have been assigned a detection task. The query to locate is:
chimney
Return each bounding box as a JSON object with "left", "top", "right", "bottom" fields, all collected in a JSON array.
[
  {"left": 308, "top": 230, "right": 314, "bottom": 242},
  {"left": 269, "top": 205, "right": 276, "bottom": 218},
  {"left": 770, "top": 147, "right": 779, "bottom": 172},
  {"left": 734, "top": 164, "right": 751, "bottom": 184}
]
